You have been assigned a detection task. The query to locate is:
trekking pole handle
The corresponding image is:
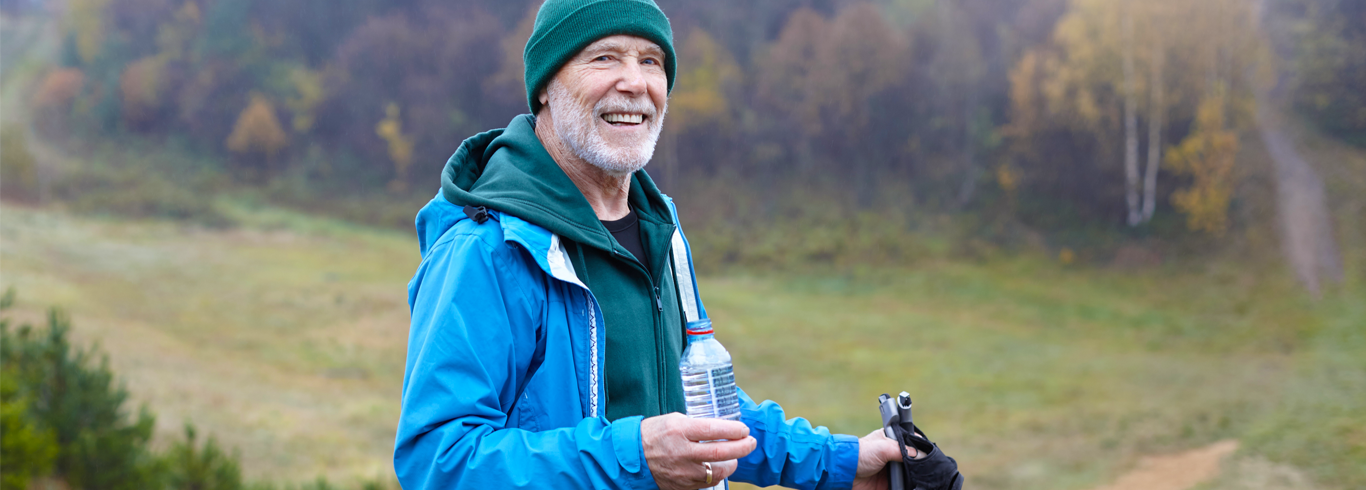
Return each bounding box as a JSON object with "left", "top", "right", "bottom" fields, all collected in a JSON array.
[
  {"left": 896, "top": 392, "right": 913, "bottom": 427},
  {"left": 879, "top": 394, "right": 906, "bottom": 490}
]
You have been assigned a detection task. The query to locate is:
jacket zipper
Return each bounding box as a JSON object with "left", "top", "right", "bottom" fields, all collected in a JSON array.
[
  {"left": 587, "top": 292, "right": 599, "bottom": 418},
  {"left": 614, "top": 248, "right": 669, "bottom": 415}
]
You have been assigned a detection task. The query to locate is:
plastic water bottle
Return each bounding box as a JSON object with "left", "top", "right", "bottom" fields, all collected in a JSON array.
[{"left": 679, "top": 319, "right": 741, "bottom": 420}]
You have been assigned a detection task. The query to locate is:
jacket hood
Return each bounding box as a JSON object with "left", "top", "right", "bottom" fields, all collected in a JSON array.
[{"left": 422, "top": 114, "right": 671, "bottom": 258}]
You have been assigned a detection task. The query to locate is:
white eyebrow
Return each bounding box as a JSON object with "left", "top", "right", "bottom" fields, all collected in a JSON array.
[{"left": 581, "top": 40, "right": 664, "bottom": 59}]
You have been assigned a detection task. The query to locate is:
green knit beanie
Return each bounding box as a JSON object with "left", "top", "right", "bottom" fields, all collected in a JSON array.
[{"left": 523, "top": 0, "right": 675, "bottom": 114}]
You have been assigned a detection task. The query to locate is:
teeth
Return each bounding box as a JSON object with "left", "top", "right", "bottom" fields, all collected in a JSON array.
[{"left": 603, "top": 113, "right": 644, "bottom": 124}]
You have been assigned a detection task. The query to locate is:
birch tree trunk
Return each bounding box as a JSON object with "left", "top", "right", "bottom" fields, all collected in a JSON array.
[
  {"left": 1123, "top": 4, "right": 1141, "bottom": 226},
  {"left": 1142, "top": 43, "right": 1165, "bottom": 222}
]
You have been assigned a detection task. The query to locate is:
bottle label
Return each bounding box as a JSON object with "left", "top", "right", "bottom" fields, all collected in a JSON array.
[{"left": 705, "top": 366, "right": 739, "bottom": 418}]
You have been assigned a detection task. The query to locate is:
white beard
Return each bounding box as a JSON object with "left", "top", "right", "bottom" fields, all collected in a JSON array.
[{"left": 546, "top": 79, "right": 667, "bottom": 177}]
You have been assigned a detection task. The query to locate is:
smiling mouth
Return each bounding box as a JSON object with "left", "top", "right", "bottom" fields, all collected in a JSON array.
[{"left": 602, "top": 113, "right": 646, "bottom": 125}]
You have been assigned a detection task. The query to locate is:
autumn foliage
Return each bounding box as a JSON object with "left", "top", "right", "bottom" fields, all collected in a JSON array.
[
  {"left": 31, "top": 0, "right": 1366, "bottom": 239},
  {"left": 226, "top": 94, "right": 288, "bottom": 163},
  {"left": 375, "top": 103, "right": 415, "bottom": 193},
  {"left": 1005, "top": 0, "right": 1267, "bottom": 226},
  {"left": 669, "top": 29, "right": 741, "bottom": 133},
  {"left": 119, "top": 56, "right": 166, "bottom": 129},
  {"left": 32, "top": 69, "right": 85, "bottom": 112},
  {"left": 1165, "top": 93, "right": 1239, "bottom": 236},
  {"left": 31, "top": 68, "right": 85, "bottom": 134}
]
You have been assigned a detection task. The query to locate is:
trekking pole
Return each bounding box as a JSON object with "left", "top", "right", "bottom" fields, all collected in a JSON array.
[
  {"left": 895, "top": 392, "right": 914, "bottom": 438},
  {"left": 878, "top": 391, "right": 964, "bottom": 490},
  {"left": 879, "top": 393, "right": 907, "bottom": 490}
]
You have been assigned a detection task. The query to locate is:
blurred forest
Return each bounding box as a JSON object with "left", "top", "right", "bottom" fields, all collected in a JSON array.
[{"left": 2, "top": 0, "right": 1362, "bottom": 262}]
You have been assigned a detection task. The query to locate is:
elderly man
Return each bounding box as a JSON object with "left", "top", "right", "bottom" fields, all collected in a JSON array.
[{"left": 394, "top": 0, "right": 914, "bottom": 488}]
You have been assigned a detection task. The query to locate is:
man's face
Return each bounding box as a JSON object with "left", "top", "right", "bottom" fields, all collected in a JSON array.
[{"left": 542, "top": 35, "right": 669, "bottom": 176}]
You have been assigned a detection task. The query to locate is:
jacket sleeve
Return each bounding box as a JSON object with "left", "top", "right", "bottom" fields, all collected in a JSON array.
[
  {"left": 730, "top": 387, "right": 862, "bottom": 490},
  {"left": 395, "top": 230, "right": 656, "bottom": 490}
]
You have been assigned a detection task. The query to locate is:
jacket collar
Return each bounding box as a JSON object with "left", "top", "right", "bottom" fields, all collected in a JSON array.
[{"left": 494, "top": 210, "right": 590, "bottom": 290}]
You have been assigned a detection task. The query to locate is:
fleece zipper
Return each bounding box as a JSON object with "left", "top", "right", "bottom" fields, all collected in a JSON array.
[{"left": 611, "top": 247, "right": 671, "bottom": 415}]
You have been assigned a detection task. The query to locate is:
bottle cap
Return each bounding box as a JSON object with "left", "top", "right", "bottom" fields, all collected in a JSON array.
[{"left": 685, "top": 319, "right": 713, "bottom": 336}]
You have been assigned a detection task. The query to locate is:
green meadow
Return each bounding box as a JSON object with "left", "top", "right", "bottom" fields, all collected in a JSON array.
[{"left": 2, "top": 200, "right": 1360, "bottom": 489}]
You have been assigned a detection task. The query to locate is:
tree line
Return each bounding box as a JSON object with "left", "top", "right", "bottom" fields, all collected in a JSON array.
[{"left": 13, "top": 0, "right": 1365, "bottom": 237}]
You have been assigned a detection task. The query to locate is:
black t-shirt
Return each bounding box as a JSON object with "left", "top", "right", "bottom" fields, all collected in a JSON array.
[{"left": 601, "top": 208, "right": 647, "bottom": 266}]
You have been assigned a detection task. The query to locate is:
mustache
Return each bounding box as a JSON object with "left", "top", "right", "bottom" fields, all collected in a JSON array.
[{"left": 594, "top": 96, "right": 658, "bottom": 118}]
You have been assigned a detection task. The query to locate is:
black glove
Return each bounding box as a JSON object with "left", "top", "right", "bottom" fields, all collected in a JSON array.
[
  {"left": 888, "top": 421, "right": 963, "bottom": 490},
  {"left": 879, "top": 392, "right": 963, "bottom": 490}
]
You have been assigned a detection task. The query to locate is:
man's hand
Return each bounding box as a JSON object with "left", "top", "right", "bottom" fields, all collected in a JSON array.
[
  {"left": 641, "top": 413, "right": 757, "bottom": 490},
  {"left": 852, "top": 429, "right": 920, "bottom": 490}
]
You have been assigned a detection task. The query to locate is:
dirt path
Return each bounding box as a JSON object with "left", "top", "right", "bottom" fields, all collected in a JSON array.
[
  {"left": 1252, "top": 0, "right": 1345, "bottom": 297},
  {"left": 1, "top": 14, "right": 69, "bottom": 203},
  {"left": 1091, "top": 440, "right": 1239, "bottom": 490},
  {"left": 1256, "top": 103, "right": 1345, "bottom": 298}
]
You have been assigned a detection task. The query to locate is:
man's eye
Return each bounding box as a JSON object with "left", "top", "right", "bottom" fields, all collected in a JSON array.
[
  {"left": 594, "top": 55, "right": 612, "bottom": 62},
  {"left": 642, "top": 58, "right": 658, "bottom": 65}
]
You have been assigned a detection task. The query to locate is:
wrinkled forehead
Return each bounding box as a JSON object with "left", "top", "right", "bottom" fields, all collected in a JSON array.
[{"left": 575, "top": 35, "right": 665, "bottom": 59}]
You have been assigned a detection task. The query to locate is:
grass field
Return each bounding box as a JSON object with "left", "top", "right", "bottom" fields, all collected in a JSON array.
[{"left": 2, "top": 197, "right": 1360, "bottom": 489}]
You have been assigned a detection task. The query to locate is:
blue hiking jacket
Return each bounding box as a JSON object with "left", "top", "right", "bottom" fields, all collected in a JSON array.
[{"left": 394, "top": 117, "right": 860, "bottom": 489}]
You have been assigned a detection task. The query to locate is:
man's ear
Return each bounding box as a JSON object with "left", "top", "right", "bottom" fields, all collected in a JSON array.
[{"left": 535, "top": 90, "right": 551, "bottom": 120}]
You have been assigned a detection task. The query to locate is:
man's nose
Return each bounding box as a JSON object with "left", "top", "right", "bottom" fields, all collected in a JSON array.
[{"left": 614, "top": 59, "right": 648, "bottom": 96}]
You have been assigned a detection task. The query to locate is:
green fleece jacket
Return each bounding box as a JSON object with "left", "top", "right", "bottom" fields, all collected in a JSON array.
[{"left": 440, "top": 114, "right": 686, "bottom": 421}]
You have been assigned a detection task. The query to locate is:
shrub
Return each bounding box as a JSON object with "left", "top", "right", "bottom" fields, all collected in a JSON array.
[
  {"left": 226, "top": 93, "right": 289, "bottom": 174},
  {"left": 0, "top": 369, "right": 59, "bottom": 490},
  {"left": 0, "top": 289, "right": 160, "bottom": 490},
  {"left": 161, "top": 424, "right": 243, "bottom": 490}
]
